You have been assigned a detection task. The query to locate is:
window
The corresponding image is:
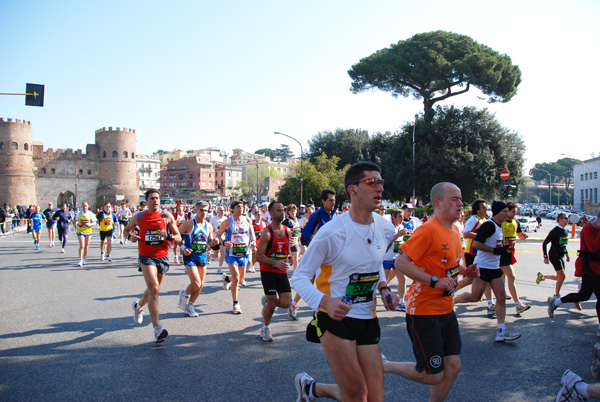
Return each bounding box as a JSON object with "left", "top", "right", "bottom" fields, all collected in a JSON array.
[
  {"left": 581, "top": 174, "right": 584, "bottom": 180},
  {"left": 11, "top": 142, "right": 18, "bottom": 150},
  {"left": 87, "top": 170, "right": 91, "bottom": 175},
  {"left": 202, "top": 173, "right": 206, "bottom": 178},
  {"left": 131, "top": 153, "right": 135, "bottom": 159},
  {"left": 581, "top": 189, "right": 584, "bottom": 198},
  {"left": 586, "top": 189, "right": 589, "bottom": 199},
  {"left": 169, "top": 174, "right": 176, "bottom": 180},
  {"left": 123, "top": 151, "right": 128, "bottom": 158},
  {"left": 51, "top": 168, "right": 56, "bottom": 174},
  {"left": 24, "top": 143, "right": 29, "bottom": 150},
  {"left": 585, "top": 173, "right": 589, "bottom": 180},
  {"left": 42, "top": 168, "right": 46, "bottom": 174},
  {"left": 103, "top": 151, "right": 106, "bottom": 158},
  {"left": 79, "top": 169, "right": 83, "bottom": 175},
  {"left": 0, "top": 142, "right": 3, "bottom": 149},
  {"left": 178, "top": 174, "right": 185, "bottom": 180},
  {"left": 112, "top": 151, "right": 118, "bottom": 158},
  {"left": 595, "top": 172, "right": 598, "bottom": 180},
  {"left": 209, "top": 173, "right": 212, "bottom": 178},
  {"left": 595, "top": 188, "right": 598, "bottom": 204},
  {"left": 189, "top": 173, "right": 194, "bottom": 179}
]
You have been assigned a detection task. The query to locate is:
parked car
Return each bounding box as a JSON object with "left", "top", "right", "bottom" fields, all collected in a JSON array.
[{"left": 518, "top": 217, "right": 539, "bottom": 232}]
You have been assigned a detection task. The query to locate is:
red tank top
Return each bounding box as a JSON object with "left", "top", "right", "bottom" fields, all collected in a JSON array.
[
  {"left": 138, "top": 211, "right": 169, "bottom": 258},
  {"left": 260, "top": 226, "right": 290, "bottom": 274}
]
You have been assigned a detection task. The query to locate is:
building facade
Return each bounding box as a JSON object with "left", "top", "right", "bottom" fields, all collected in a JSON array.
[{"left": 573, "top": 157, "right": 600, "bottom": 214}]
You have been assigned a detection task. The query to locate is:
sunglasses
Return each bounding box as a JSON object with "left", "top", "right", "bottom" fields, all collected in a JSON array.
[{"left": 355, "top": 177, "right": 385, "bottom": 187}]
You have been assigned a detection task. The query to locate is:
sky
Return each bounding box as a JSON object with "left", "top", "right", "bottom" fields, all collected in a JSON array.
[{"left": 1, "top": 0, "right": 599, "bottom": 173}]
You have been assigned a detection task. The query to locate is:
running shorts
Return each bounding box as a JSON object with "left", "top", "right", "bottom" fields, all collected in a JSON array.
[
  {"left": 138, "top": 255, "right": 170, "bottom": 274},
  {"left": 260, "top": 270, "right": 291, "bottom": 295}
]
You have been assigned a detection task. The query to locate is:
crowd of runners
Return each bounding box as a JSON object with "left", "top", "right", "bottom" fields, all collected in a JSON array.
[{"left": 5, "top": 160, "right": 600, "bottom": 401}]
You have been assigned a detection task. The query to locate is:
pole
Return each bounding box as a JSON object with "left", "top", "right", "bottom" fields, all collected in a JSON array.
[
  {"left": 274, "top": 132, "right": 303, "bottom": 206},
  {"left": 412, "top": 115, "right": 417, "bottom": 203}
]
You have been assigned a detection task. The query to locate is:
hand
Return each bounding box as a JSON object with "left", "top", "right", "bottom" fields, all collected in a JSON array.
[
  {"left": 381, "top": 291, "right": 399, "bottom": 311},
  {"left": 129, "top": 233, "right": 140, "bottom": 243},
  {"left": 272, "top": 260, "right": 288, "bottom": 272},
  {"left": 543, "top": 256, "right": 549, "bottom": 264},
  {"left": 464, "top": 263, "right": 479, "bottom": 279},
  {"left": 224, "top": 241, "right": 233, "bottom": 249},
  {"left": 321, "top": 295, "right": 351, "bottom": 321},
  {"left": 157, "top": 229, "right": 168, "bottom": 239},
  {"left": 183, "top": 248, "right": 192, "bottom": 256},
  {"left": 566, "top": 254, "right": 570, "bottom": 262},
  {"left": 523, "top": 232, "right": 529, "bottom": 239},
  {"left": 435, "top": 276, "right": 458, "bottom": 291},
  {"left": 493, "top": 247, "right": 509, "bottom": 256}
]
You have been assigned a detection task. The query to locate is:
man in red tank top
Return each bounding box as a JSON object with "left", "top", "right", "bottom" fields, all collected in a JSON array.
[
  {"left": 124, "top": 189, "right": 181, "bottom": 343},
  {"left": 256, "top": 201, "right": 293, "bottom": 342}
]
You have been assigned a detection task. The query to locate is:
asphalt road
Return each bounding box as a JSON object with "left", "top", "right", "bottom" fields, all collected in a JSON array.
[{"left": 0, "top": 216, "right": 597, "bottom": 402}]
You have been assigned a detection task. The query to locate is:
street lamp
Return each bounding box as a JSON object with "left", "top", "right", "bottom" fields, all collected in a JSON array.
[
  {"left": 531, "top": 167, "right": 552, "bottom": 206},
  {"left": 411, "top": 114, "right": 417, "bottom": 204},
  {"left": 274, "top": 131, "right": 303, "bottom": 206}
]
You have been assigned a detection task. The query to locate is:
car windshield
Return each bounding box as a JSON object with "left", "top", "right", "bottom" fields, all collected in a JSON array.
[{"left": 518, "top": 218, "right": 528, "bottom": 223}]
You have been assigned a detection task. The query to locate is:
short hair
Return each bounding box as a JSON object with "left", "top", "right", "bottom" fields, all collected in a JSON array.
[
  {"left": 286, "top": 204, "right": 297, "bottom": 212},
  {"left": 344, "top": 161, "right": 381, "bottom": 196},
  {"left": 471, "top": 199, "right": 486, "bottom": 216},
  {"left": 230, "top": 199, "right": 243, "bottom": 210},
  {"left": 268, "top": 200, "right": 282, "bottom": 213},
  {"left": 390, "top": 209, "right": 402, "bottom": 218},
  {"left": 195, "top": 200, "right": 208, "bottom": 209},
  {"left": 506, "top": 201, "right": 517, "bottom": 211},
  {"left": 139, "top": 201, "right": 146, "bottom": 207},
  {"left": 145, "top": 188, "right": 160, "bottom": 200},
  {"left": 320, "top": 189, "right": 336, "bottom": 202},
  {"left": 557, "top": 212, "right": 568, "bottom": 221}
]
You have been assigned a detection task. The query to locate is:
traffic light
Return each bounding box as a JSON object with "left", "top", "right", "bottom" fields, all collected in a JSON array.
[
  {"left": 500, "top": 185, "right": 508, "bottom": 199},
  {"left": 507, "top": 185, "right": 517, "bottom": 198}
]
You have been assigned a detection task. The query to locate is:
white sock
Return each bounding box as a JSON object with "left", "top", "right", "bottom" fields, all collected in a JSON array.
[
  {"left": 575, "top": 381, "right": 590, "bottom": 399},
  {"left": 291, "top": 300, "right": 298, "bottom": 308},
  {"left": 262, "top": 324, "right": 269, "bottom": 330},
  {"left": 487, "top": 300, "right": 494, "bottom": 308},
  {"left": 554, "top": 298, "right": 563, "bottom": 307},
  {"left": 497, "top": 324, "right": 506, "bottom": 333}
]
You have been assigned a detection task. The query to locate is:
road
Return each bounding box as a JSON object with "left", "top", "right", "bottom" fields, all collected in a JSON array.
[{"left": 0, "top": 216, "right": 597, "bottom": 401}]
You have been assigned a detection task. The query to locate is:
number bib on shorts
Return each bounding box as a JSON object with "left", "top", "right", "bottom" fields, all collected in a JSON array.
[{"left": 344, "top": 272, "right": 379, "bottom": 304}]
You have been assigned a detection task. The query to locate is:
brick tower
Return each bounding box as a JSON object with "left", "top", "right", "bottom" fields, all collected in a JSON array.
[{"left": 0, "top": 118, "right": 36, "bottom": 207}]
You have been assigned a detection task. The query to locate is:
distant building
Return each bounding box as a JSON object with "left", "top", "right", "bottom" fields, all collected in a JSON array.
[
  {"left": 136, "top": 155, "right": 161, "bottom": 195},
  {"left": 573, "top": 156, "right": 600, "bottom": 214}
]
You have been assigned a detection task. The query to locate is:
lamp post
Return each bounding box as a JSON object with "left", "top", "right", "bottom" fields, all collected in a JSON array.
[
  {"left": 240, "top": 150, "right": 259, "bottom": 203},
  {"left": 274, "top": 131, "right": 303, "bottom": 206},
  {"left": 531, "top": 167, "right": 552, "bottom": 206},
  {"left": 412, "top": 114, "right": 417, "bottom": 204}
]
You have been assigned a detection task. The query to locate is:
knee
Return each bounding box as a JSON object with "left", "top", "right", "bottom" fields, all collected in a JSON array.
[
  {"left": 192, "top": 279, "right": 202, "bottom": 290},
  {"left": 266, "top": 298, "right": 278, "bottom": 309},
  {"left": 421, "top": 372, "right": 444, "bottom": 385},
  {"left": 148, "top": 285, "right": 160, "bottom": 298},
  {"left": 445, "top": 359, "right": 462, "bottom": 377}
]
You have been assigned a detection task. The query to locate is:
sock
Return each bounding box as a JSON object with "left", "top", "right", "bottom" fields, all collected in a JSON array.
[
  {"left": 487, "top": 300, "right": 494, "bottom": 308},
  {"left": 574, "top": 382, "right": 590, "bottom": 399},
  {"left": 291, "top": 300, "right": 298, "bottom": 308},
  {"left": 309, "top": 381, "right": 317, "bottom": 399},
  {"left": 497, "top": 324, "right": 506, "bottom": 333},
  {"left": 554, "top": 298, "right": 563, "bottom": 307},
  {"left": 262, "top": 324, "right": 269, "bottom": 330}
]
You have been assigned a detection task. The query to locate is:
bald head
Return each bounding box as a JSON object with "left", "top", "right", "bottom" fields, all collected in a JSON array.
[{"left": 431, "top": 182, "right": 459, "bottom": 206}]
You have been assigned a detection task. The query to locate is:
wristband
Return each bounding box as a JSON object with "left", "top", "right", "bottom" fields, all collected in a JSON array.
[
  {"left": 180, "top": 245, "right": 187, "bottom": 251},
  {"left": 379, "top": 286, "right": 392, "bottom": 293},
  {"left": 166, "top": 233, "right": 173, "bottom": 241},
  {"left": 126, "top": 231, "right": 131, "bottom": 240}
]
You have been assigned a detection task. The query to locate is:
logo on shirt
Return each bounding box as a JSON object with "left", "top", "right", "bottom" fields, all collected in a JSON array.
[
  {"left": 430, "top": 355, "right": 442, "bottom": 368},
  {"left": 441, "top": 243, "right": 449, "bottom": 251}
]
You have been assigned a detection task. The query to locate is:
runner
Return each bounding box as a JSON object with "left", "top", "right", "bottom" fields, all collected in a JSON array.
[
  {"left": 210, "top": 205, "right": 228, "bottom": 274},
  {"left": 117, "top": 202, "right": 132, "bottom": 245},
  {"left": 53, "top": 203, "right": 72, "bottom": 253},
  {"left": 382, "top": 209, "right": 409, "bottom": 311},
  {"left": 385, "top": 182, "right": 479, "bottom": 402},
  {"left": 172, "top": 203, "right": 188, "bottom": 264},
  {"left": 282, "top": 204, "right": 301, "bottom": 270},
  {"left": 256, "top": 200, "right": 293, "bottom": 341},
  {"left": 177, "top": 201, "right": 217, "bottom": 317},
  {"left": 76, "top": 202, "right": 96, "bottom": 267},
  {"left": 96, "top": 202, "right": 117, "bottom": 262},
  {"left": 249, "top": 208, "right": 265, "bottom": 273},
  {"left": 537, "top": 212, "right": 571, "bottom": 300},
  {"left": 125, "top": 188, "right": 181, "bottom": 343},
  {"left": 454, "top": 200, "right": 521, "bottom": 342},
  {"left": 501, "top": 201, "right": 530, "bottom": 315},
  {"left": 547, "top": 209, "right": 600, "bottom": 328},
  {"left": 30, "top": 205, "right": 44, "bottom": 250},
  {"left": 214, "top": 200, "right": 256, "bottom": 314},
  {"left": 42, "top": 202, "right": 57, "bottom": 247},
  {"left": 291, "top": 161, "right": 398, "bottom": 402}
]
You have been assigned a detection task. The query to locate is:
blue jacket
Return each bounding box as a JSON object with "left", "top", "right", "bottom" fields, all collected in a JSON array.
[{"left": 300, "top": 206, "right": 334, "bottom": 246}]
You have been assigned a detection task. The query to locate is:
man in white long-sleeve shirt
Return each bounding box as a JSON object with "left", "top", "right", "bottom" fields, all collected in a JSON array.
[{"left": 291, "top": 161, "right": 400, "bottom": 402}]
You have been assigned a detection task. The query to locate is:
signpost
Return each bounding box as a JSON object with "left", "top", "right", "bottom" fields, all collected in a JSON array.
[{"left": 501, "top": 169, "right": 510, "bottom": 180}]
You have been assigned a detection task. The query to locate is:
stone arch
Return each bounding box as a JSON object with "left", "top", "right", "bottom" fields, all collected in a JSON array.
[
  {"left": 58, "top": 190, "right": 75, "bottom": 208},
  {"left": 24, "top": 143, "right": 29, "bottom": 150},
  {"left": 11, "top": 142, "right": 18, "bottom": 150},
  {"left": 123, "top": 151, "right": 128, "bottom": 158},
  {"left": 112, "top": 151, "right": 118, "bottom": 158}
]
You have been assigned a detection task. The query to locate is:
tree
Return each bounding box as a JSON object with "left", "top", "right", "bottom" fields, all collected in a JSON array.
[
  {"left": 275, "top": 144, "right": 294, "bottom": 162},
  {"left": 307, "top": 128, "right": 373, "bottom": 169},
  {"left": 379, "top": 105, "right": 526, "bottom": 202},
  {"left": 348, "top": 31, "right": 522, "bottom": 121},
  {"left": 254, "top": 148, "right": 276, "bottom": 160},
  {"left": 277, "top": 154, "right": 348, "bottom": 207}
]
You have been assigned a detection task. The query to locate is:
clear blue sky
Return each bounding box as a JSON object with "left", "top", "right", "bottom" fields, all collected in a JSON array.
[{"left": 1, "top": 0, "right": 598, "bottom": 173}]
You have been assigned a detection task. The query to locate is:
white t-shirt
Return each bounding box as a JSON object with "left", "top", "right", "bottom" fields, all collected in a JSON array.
[{"left": 291, "top": 212, "right": 395, "bottom": 320}]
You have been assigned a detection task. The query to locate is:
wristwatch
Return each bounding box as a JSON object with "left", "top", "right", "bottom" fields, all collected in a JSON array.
[{"left": 430, "top": 276, "right": 439, "bottom": 288}]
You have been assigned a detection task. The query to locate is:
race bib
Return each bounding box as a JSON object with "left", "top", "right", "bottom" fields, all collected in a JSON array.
[
  {"left": 559, "top": 236, "right": 569, "bottom": 246},
  {"left": 192, "top": 240, "right": 207, "bottom": 253},
  {"left": 269, "top": 252, "right": 287, "bottom": 261},
  {"left": 443, "top": 265, "right": 460, "bottom": 297},
  {"left": 403, "top": 234, "right": 411, "bottom": 242},
  {"left": 504, "top": 236, "right": 516, "bottom": 249},
  {"left": 393, "top": 239, "right": 402, "bottom": 253},
  {"left": 145, "top": 230, "right": 163, "bottom": 246},
  {"left": 254, "top": 230, "right": 261, "bottom": 238},
  {"left": 344, "top": 272, "right": 379, "bottom": 304},
  {"left": 232, "top": 234, "right": 248, "bottom": 256}
]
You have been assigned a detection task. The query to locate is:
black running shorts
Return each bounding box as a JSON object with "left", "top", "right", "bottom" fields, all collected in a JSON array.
[
  {"left": 406, "top": 312, "right": 462, "bottom": 375},
  {"left": 260, "top": 270, "right": 291, "bottom": 296},
  {"left": 314, "top": 311, "right": 380, "bottom": 345}
]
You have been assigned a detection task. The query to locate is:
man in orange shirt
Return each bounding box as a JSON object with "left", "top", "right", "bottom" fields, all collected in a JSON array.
[{"left": 384, "top": 182, "right": 479, "bottom": 402}]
